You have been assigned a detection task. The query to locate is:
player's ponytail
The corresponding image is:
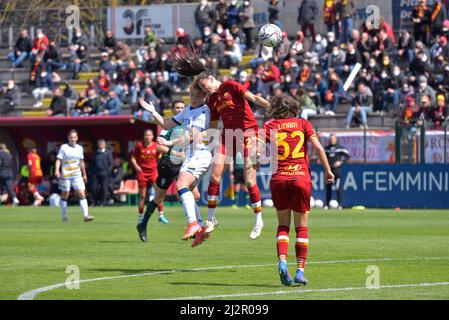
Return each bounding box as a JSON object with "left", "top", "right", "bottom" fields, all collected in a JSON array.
[{"left": 169, "top": 46, "right": 208, "bottom": 77}]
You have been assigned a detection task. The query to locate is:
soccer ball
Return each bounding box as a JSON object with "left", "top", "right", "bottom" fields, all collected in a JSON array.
[
  {"left": 314, "top": 199, "right": 324, "bottom": 208},
  {"left": 262, "top": 198, "right": 274, "bottom": 207},
  {"left": 329, "top": 200, "right": 339, "bottom": 209},
  {"left": 258, "top": 23, "right": 282, "bottom": 47},
  {"left": 49, "top": 193, "right": 61, "bottom": 207},
  {"left": 310, "top": 196, "right": 315, "bottom": 208}
]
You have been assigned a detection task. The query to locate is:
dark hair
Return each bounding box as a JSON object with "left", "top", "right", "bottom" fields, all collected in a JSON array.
[
  {"left": 67, "top": 129, "right": 78, "bottom": 136},
  {"left": 172, "top": 99, "right": 185, "bottom": 108},
  {"left": 269, "top": 94, "right": 301, "bottom": 119},
  {"left": 169, "top": 46, "right": 208, "bottom": 77}
]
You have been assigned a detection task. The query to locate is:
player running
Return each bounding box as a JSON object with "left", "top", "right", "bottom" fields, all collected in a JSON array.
[
  {"left": 262, "top": 94, "right": 334, "bottom": 286},
  {"left": 135, "top": 100, "right": 199, "bottom": 243},
  {"left": 130, "top": 129, "right": 167, "bottom": 225},
  {"left": 169, "top": 48, "right": 270, "bottom": 239},
  {"left": 55, "top": 130, "right": 94, "bottom": 222},
  {"left": 139, "top": 82, "right": 212, "bottom": 246}
]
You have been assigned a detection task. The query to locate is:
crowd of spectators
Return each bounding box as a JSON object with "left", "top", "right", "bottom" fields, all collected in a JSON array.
[{"left": 0, "top": 0, "right": 448, "bottom": 130}]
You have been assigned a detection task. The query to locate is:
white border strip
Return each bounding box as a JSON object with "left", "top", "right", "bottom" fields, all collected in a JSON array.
[
  {"left": 17, "top": 257, "right": 449, "bottom": 300},
  {"left": 164, "top": 282, "right": 449, "bottom": 300}
]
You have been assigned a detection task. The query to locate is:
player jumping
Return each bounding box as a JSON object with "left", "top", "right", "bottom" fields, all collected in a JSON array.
[
  {"left": 135, "top": 100, "right": 200, "bottom": 243},
  {"left": 130, "top": 129, "right": 167, "bottom": 225},
  {"left": 262, "top": 94, "right": 334, "bottom": 286},
  {"left": 169, "top": 48, "right": 271, "bottom": 239},
  {"left": 55, "top": 130, "right": 94, "bottom": 222},
  {"left": 139, "top": 81, "right": 212, "bottom": 247}
]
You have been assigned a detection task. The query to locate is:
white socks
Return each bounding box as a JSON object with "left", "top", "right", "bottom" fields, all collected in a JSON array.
[
  {"left": 79, "top": 198, "right": 88, "bottom": 217},
  {"left": 179, "top": 190, "right": 197, "bottom": 224},
  {"left": 195, "top": 203, "right": 203, "bottom": 226},
  {"left": 61, "top": 199, "right": 68, "bottom": 218},
  {"left": 254, "top": 212, "right": 263, "bottom": 225}
]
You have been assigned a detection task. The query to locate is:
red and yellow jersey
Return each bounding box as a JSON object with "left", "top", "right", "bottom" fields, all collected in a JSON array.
[
  {"left": 263, "top": 118, "right": 316, "bottom": 181},
  {"left": 132, "top": 141, "right": 159, "bottom": 173},
  {"left": 27, "top": 152, "right": 43, "bottom": 177},
  {"left": 208, "top": 80, "right": 259, "bottom": 131}
]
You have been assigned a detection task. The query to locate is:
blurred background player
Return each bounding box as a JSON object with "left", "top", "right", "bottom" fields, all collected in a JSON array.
[
  {"left": 227, "top": 151, "right": 250, "bottom": 209},
  {"left": 27, "top": 147, "right": 44, "bottom": 205},
  {"left": 14, "top": 177, "right": 44, "bottom": 206},
  {"left": 55, "top": 130, "right": 94, "bottom": 222},
  {"left": 168, "top": 49, "right": 271, "bottom": 239},
  {"left": 263, "top": 94, "right": 334, "bottom": 286},
  {"left": 324, "top": 133, "right": 350, "bottom": 209},
  {"left": 130, "top": 129, "right": 166, "bottom": 225},
  {"left": 139, "top": 81, "right": 212, "bottom": 247},
  {"left": 0, "top": 143, "right": 20, "bottom": 206},
  {"left": 135, "top": 100, "right": 188, "bottom": 242}
]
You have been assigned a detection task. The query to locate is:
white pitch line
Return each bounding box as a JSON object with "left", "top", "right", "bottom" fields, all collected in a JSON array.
[
  {"left": 17, "top": 257, "right": 449, "bottom": 300},
  {"left": 164, "top": 282, "right": 449, "bottom": 300}
]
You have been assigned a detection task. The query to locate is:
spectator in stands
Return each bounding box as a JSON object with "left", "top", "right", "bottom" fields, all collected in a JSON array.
[
  {"left": 298, "top": 0, "right": 319, "bottom": 39},
  {"left": 114, "top": 41, "right": 131, "bottom": 66},
  {"left": 195, "top": 0, "right": 214, "bottom": 38},
  {"left": 69, "top": 28, "right": 89, "bottom": 59},
  {"left": 398, "top": 82, "right": 415, "bottom": 110},
  {"left": 101, "top": 29, "right": 117, "bottom": 55},
  {"left": 221, "top": 36, "right": 242, "bottom": 68},
  {"left": 396, "top": 30, "right": 416, "bottom": 66},
  {"left": 431, "top": 1, "right": 447, "bottom": 39},
  {"left": 226, "top": 0, "right": 241, "bottom": 30},
  {"left": 176, "top": 28, "right": 191, "bottom": 47},
  {"left": 323, "top": 0, "right": 338, "bottom": 38},
  {"left": 0, "top": 81, "right": 21, "bottom": 116},
  {"left": 205, "top": 33, "right": 225, "bottom": 73},
  {"left": 97, "top": 69, "right": 111, "bottom": 96},
  {"left": 44, "top": 41, "right": 66, "bottom": 74},
  {"left": 63, "top": 82, "right": 78, "bottom": 112},
  {"left": 32, "top": 71, "right": 54, "bottom": 108},
  {"left": 268, "top": 0, "right": 282, "bottom": 26},
  {"left": 327, "top": 45, "right": 346, "bottom": 75},
  {"left": 8, "top": 29, "right": 32, "bottom": 68},
  {"left": 412, "top": 0, "right": 431, "bottom": 45},
  {"left": 346, "top": 82, "right": 372, "bottom": 128},
  {"left": 239, "top": 1, "right": 255, "bottom": 51},
  {"left": 339, "top": 42, "right": 360, "bottom": 78},
  {"left": 98, "top": 91, "right": 121, "bottom": 116},
  {"left": 297, "top": 86, "right": 318, "bottom": 119},
  {"left": 215, "top": 0, "right": 229, "bottom": 27},
  {"left": 71, "top": 90, "right": 89, "bottom": 116},
  {"left": 144, "top": 47, "right": 161, "bottom": 77},
  {"left": 416, "top": 95, "right": 434, "bottom": 126},
  {"left": 152, "top": 72, "right": 173, "bottom": 112},
  {"left": 336, "top": 0, "right": 355, "bottom": 46},
  {"left": 99, "top": 52, "right": 115, "bottom": 77},
  {"left": 383, "top": 65, "right": 406, "bottom": 112},
  {"left": 91, "top": 139, "right": 113, "bottom": 207},
  {"left": 401, "top": 96, "right": 419, "bottom": 125},
  {"left": 133, "top": 87, "right": 160, "bottom": 122},
  {"left": 30, "top": 29, "right": 49, "bottom": 64},
  {"left": 432, "top": 94, "right": 448, "bottom": 128},
  {"left": 47, "top": 87, "right": 67, "bottom": 116},
  {"left": 81, "top": 89, "right": 101, "bottom": 116},
  {"left": 71, "top": 44, "right": 89, "bottom": 80},
  {"left": 416, "top": 75, "right": 437, "bottom": 106}
]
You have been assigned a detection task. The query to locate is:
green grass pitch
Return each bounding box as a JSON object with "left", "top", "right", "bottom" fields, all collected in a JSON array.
[{"left": 1, "top": 205, "right": 449, "bottom": 300}]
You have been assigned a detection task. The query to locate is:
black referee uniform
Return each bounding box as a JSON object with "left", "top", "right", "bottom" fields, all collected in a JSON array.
[{"left": 324, "top": 142, "right": 350, "bottom": 208}]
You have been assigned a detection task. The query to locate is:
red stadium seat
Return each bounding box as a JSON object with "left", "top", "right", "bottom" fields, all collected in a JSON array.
[{"left": 114, "top": 179, "right": 138, "bottom": 205}]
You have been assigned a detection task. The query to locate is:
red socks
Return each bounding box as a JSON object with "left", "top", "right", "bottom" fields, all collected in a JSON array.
[
  {"left": 295, "top": 226, "right": 309, "bottom": 271},
  {"left": 207, "top": 182, "right": 220, "bottom": 209},
  {"left": 248, "top": 184, "right": 262, "bottom": 214},
  {"left": 276, "top": 225, "right": 290, "bottom": 261}
]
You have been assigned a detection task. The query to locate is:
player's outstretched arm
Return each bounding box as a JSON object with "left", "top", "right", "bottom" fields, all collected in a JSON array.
[
  {"left": 309, "top": 136, "right": 335, "bottom": 184},
  {"left": 138, "top": 98, "right": 176, "bottom": 130},
  {"left": 244, "top": 91, "right": 270, "bottom": 110}
]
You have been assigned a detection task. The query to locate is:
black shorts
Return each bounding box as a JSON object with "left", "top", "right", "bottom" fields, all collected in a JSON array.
[
  {"left": 156, "top": 157, "right": 182, "bottom": 190},
  {"left": 233, "top": 168, "right": 245, "bottom": 184}
]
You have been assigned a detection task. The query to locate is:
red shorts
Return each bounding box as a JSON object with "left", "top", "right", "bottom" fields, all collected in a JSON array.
[
  {"left": 29, "top": 176, "right": 42, "bottom": 185},
  {"left": 270, "top": 178, "right": 311, "bottom": 213},
  {"left": 137, "top": 172, "right": 157, "bottom": 189},
  {"left": 219, "top": 134, "right": 258, "bottom": 158}
]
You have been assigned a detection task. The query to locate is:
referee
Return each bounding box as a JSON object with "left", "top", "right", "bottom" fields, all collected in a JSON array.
[{"left": 324, "top": 134, "right": 350, "bottom": 209}]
